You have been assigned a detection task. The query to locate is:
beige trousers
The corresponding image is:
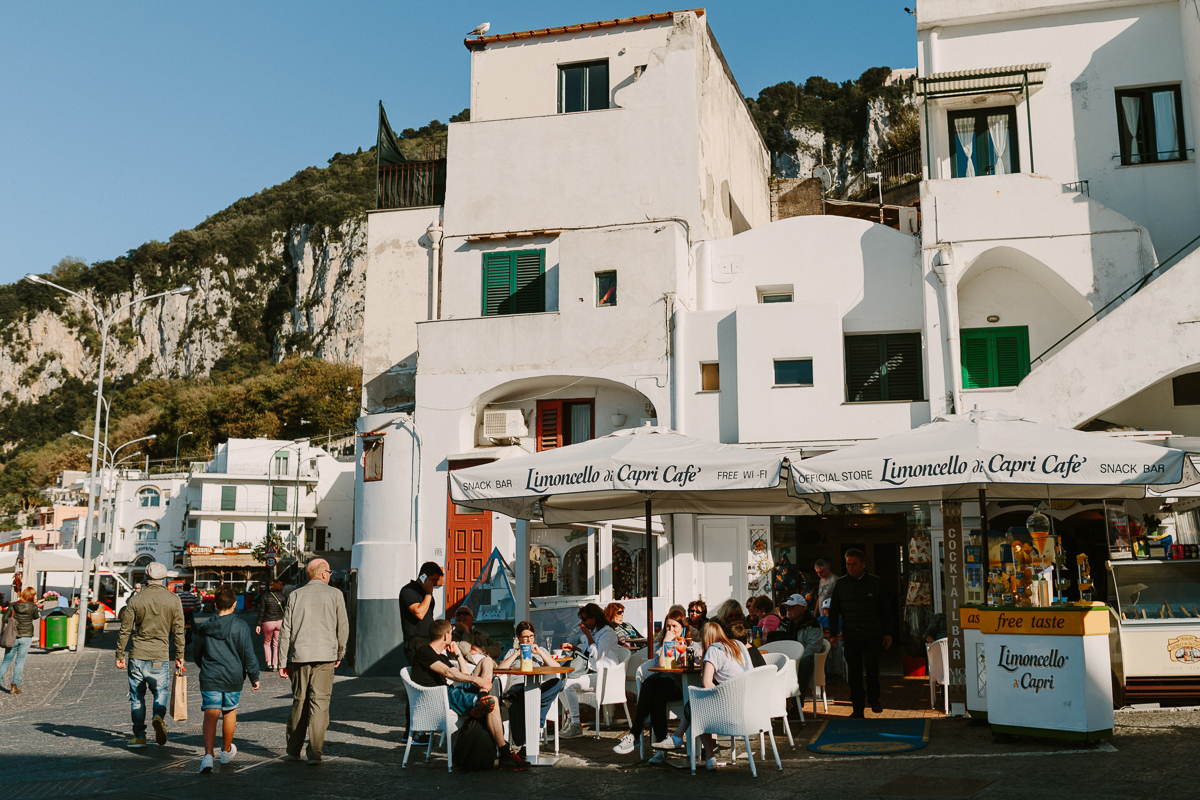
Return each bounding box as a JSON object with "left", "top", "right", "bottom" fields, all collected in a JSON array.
[{"left": 285, "top": 661, "right": 335, "bottom": 759}]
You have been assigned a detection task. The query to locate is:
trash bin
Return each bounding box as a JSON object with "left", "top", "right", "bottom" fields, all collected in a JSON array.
[
  {"left": 44, "top": 610, "right": 69, "bottom": 650},
  {"left": 236, "top": 593, "right": 246, "bottom": 612}
]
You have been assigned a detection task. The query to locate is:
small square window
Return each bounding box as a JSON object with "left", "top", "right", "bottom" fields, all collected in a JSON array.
[
  {"left": 774, "top": 359, "right": 814, "bottom": 386},
  {"left": 1173, "top": 373, "right": 1200, "bottom": 406},
  {"left": 761, "top": 293, "right": 793, "bottom": 303},
  {"left": 700, "top": 362, "right": 720, "bottom": 392},
  {"left": 363, "top": 438, "right": 384, "bottom": 481},
  {"left": 559, "top": 60, "right": 609, "bottom": 113},
  {"left": 596, "top": 271, "right": 617, "bottom": 307}
]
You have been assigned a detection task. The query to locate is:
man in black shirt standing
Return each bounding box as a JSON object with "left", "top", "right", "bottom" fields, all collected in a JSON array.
[
  {"left": 399, "top": 562, "right": 443, "bottom": 740},
  {"left": 827, "top": 548, "right": 895, "bottom": 718}
]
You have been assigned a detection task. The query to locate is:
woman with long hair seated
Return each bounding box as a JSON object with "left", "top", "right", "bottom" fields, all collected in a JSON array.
[
  {"left": 611, "top": 607, "right": 700, "bottom": 762},
  {"left": 560, "top": 602, "right": 620, "bottom": 738},
  {"left": 654, "top": 621, "right": 752, "bottom": 770}
]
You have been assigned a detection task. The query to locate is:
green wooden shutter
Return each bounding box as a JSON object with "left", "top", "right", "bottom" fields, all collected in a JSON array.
[
  {"left": 511, "top": 251, "right": 545, "bottom": 314},
  {"left": 845, "top": 335, "right": 884, "bottom": 402},
  {"left": 220, "top": 486, "right": 236, "bottom": 511},
  {"left": 884, "top": 333, "right": 923, "bottom": 400},
  {"left": 219, "top": 522, "right": 234, "bottom": 542},
  {"left": 961, "top": 330, "right": 992, "bottom": 388},
  {"left": 994, "top": 328, "right": 1030, "bottom": 386},
  {"left": 272, "top": 487, "right": 288, "bottom": 511},
  {"left": 482, "top": 252, "right": 513, "bottom": 316},
  {"left": 961, "top": 327, "right": 1029, "bottom": 388}
]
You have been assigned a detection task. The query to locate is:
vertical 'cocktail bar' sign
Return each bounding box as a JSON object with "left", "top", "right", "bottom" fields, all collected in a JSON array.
[{"left": 942, "top": 500, "right": 966, "bottom": 710}]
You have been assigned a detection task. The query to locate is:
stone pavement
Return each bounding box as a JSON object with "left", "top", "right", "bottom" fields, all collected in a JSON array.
[{"left": 0, "top": 617, "right": 1195, "bottom": 799}]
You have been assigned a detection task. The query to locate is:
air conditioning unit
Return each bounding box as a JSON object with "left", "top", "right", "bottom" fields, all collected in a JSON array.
[{"left": 481, "top": 409, "right": 528, "bottom": 444}]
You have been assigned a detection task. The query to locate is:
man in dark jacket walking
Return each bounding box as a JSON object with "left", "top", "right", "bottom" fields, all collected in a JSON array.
[
  {"left": 195, "top": 587, "right": 261, "bottom": 772},
  {"left": 827, "top": 549, "right": 895, "bottom": 718}
]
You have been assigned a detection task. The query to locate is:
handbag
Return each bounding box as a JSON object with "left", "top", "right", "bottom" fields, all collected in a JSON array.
[
  {"left": 1, "top": 611, "right": 15, "bottom": 649},
  {"left": 169, "top": 668, "right": 188, "bottom": 721}
]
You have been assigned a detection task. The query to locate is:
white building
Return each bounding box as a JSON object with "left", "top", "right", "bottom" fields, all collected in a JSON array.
[
  {"left": 103, "top": 472, "right": 188, "bottom": 581},
  {"left": 184, "top": 438, "right": 355, "bottom": 561},
  {"left": 353, "top": 3, "right": 1200, "bottom": 677}
]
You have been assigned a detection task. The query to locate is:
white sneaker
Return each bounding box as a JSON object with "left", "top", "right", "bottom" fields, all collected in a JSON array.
[
  {"left": 612, "top": 732, "right": 636, "bottom": 755},
  {"left": 220, "top": 742, "right": 237, "bottom": 764},
  {"left": 651, "top": 734, "right": 682, "bottom": 750},
  {"left": 560, "top": 721, "right": 584, "bottom": 739},
  {"left": 648, "top": 750, "right": 668, "bottom": 765},
  {"left": 705, "top": 757, "right": 718, "bottom": 771},
  {"left": 199, "top": 754, "right": 214, "bottom": 773}
]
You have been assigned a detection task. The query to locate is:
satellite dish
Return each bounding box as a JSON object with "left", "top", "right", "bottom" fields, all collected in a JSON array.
[{"left": 812, "top": 165, "right": 833, "bottom": 193}]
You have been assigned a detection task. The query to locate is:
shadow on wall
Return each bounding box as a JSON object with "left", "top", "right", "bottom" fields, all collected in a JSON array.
[
  {"left": 716, "top": 312, "right": 738, "bottom": 443},
  {"left": 363, "top": 355, "right": 416, "bottom": 414}
]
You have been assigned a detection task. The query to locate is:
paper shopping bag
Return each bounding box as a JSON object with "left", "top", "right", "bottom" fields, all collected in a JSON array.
[{"left": 169, "top": 670, "right": 188, "bottom": 721}]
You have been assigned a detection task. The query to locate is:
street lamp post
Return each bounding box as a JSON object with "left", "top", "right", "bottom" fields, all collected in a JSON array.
[
  {"left": 25, "top": 273, "right": 191, "bottom": 646},
  {"left": 175, "top": 431, "right": 195, "bottom": 472}
]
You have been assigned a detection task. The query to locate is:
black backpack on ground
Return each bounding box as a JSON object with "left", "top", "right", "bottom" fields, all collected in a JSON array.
[{"left": 453, "top": 717, "right": 497, "bottom": 771}]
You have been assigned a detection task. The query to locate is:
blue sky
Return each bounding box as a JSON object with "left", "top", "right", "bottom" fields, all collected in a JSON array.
[{"left": 0, "top": 1, "right": 915, "bottom": 286}]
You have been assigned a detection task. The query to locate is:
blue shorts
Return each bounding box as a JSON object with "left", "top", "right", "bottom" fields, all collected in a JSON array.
[
  {"left": 447, "top": 682, "right": 482, "bottom": 716},
  {"left": 201, "top": 690, "right": 242, "bottom": 712}
]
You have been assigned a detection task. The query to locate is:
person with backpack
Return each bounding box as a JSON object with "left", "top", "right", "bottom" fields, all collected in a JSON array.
[
  {"left": 256, "top": 579, "right": 287, "bottom": 670},
  {"left": 410, "top": 618, "right": 528, "bottom": 771},
  {"left": 194, "top": 587, "right": 261, "bottom": 773}
]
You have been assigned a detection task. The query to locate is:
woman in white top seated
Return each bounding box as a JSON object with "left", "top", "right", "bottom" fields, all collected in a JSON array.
[
  {"left": 559, "top": 602, "right": 620, "bottom": 738},
  {"left": 655, "top": 621, "right": 751, "bottom": 770}
]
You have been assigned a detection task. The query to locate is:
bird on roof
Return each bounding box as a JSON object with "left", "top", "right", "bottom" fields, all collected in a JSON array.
[{"left": 466, "top": 22, "right": 490, "bottom": 36}]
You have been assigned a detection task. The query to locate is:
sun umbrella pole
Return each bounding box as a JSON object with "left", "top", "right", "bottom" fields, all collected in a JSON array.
[
  {"left": 978, "top": 486, "right": 991, "bottom": 593},
  {"left": 645, "top": 497, "right": 654, "bottom": 660}
]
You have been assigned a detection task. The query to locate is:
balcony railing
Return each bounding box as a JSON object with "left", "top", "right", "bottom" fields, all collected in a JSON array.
[
  {"left": 879, "top": 147, "right": 922, "bottom": 191},
  {"left": 377, "top": 159, "right": 447, "bottom": 209}
]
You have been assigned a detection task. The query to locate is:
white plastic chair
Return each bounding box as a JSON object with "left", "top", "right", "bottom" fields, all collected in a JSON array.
[
  {"left": 759, "top": 652, "right": 796, "bottom": 751},
  {"left": 927, "top": 637, "right": 950, "bottom": 715},
  {"left": 760, "top": 640, "right": 806, "bottom": 722},
  {"left": 634, "top": 659, "right": 688, "bottom": 758},
  {"left": 811, "top": 638, "right": 831, "bottom": 714},
  {"left": 400, "top": 667, "right": 460, "bottom": 772},
  {"left": 575, "top": 646, "right": 632, "bottom": 737},
  {"left": 686, "top": 665, "right": 782, "bottom": 777}
]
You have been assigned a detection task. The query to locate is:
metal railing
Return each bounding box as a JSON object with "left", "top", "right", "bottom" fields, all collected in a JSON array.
[
  {"left": 1062, "top": 180, "right": 1090, "bottom": 197},
  {"left": 879, "top": 147, "right": 922, "bottom": 190},
  {"left": 377, "top": 159, "right": 447, "bottom": 209}
]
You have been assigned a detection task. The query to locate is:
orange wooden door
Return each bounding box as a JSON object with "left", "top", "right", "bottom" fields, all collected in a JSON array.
[{"left": 445, "top": 460, "right": 492, "bottom": 617}]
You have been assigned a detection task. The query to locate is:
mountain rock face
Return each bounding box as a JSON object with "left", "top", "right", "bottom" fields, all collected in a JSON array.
[
  {"left": 774, "top": 97, "right": 903, "bottom": 197},
  {"left": 0, "top": 219, "right": 366, "bottom": 407}
]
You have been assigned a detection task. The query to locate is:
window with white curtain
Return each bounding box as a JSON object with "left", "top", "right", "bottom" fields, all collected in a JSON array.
[
  {"left": 1116, "top": 85, "right": 1186, "bottom": 166},
  {"left": 948, "top": 107, "right": 1018, "bottom": 178}
]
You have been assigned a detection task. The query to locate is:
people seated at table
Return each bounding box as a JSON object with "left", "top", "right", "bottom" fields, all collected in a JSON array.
[
  {"left": 611, "top": 607, "right": 701, "bottom": 762},
  {"left": 655, "top": 621, "right": 752, "bottom": 770},
  {"left": 687, "top": 600, "right": 709, "bottom": 632},
  {"left": 409, "top": 619, "right": 528, "bottom": 770},
  {"left": 605, "top": 602, "right": 643, "bottom": 647},
  {"left": 752, "top": 596, "right": 784, "bottom": 634},
  {"left": 713, "top": 599, "right": 746, "bottom": 639},
  {"left": 773, "top": 594, "right": 824, "bottom": 705},
  {"left": 667, "top": 604, "right": 703, "bottom": 640},
  {"left": 452, "top": 605, "right": 503, "bottom": 663},
  {"left": 497, "top": 621, "right": 565, "bottom": 755},
  {"left": 560, "top": 603, "right": 620, "bottom": 739}
]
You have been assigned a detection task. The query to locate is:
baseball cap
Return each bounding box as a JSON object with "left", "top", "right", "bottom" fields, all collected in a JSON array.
[
  {"left": 145, "top": 562, "right": 168, "bottom": 580},
  {"left": 782, "top": 593, "right": 807, "bottom": 607},
  {"left": 821, "top": 598, "right": 832, "bottom": 610}
]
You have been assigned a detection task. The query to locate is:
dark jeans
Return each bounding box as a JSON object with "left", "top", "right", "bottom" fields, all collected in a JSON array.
[
  {"left": 796, "top": 654, "right": 816, "bottom": 705},
  {"left": 403, "top": 637, "right": 430, "bottom": 737},
  {"left": 843, "top": 638, "right": 882, "bottom": 712},
  {"left": 505, "top": 677, "right": 564, "bottom": 746},
  {"left": 629, "top": 674, "right": 682, "bottom": 741}
]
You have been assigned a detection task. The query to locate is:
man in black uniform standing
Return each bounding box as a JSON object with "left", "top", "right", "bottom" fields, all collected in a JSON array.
[
  {"left": 399, "top": 562, "right": 444, "bottom": 740},
  {"left": 827, "top": 549, "right": 894, "bottom": 718}
]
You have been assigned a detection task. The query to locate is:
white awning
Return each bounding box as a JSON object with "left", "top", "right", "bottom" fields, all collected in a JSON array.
[{"left": 916, "top": 63, "right": 1049, "bottom": 99}]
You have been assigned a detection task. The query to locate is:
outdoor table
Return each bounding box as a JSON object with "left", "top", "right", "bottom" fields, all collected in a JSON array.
[
  {"left": 648, "top": 664, "right": 705, "bottom": 694},
  {"left": 494, "top": 665, "right": 573, "bottom": 766}
]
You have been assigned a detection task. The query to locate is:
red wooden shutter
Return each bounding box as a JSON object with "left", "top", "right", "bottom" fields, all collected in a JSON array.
[{"left": 536, "top": 400, "right": 563, "bottom": 451}]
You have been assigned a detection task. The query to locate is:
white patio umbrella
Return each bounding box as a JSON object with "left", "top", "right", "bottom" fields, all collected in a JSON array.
[
  {"left": 450, "top": 426, "right": 807, "bottom": 646},
  {"left": 788, "top": 410, "right": 1199, "bottom": 573}
]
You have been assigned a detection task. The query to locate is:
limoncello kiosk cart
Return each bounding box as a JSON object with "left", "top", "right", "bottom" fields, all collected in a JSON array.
[{"left": 978, "top": 605, "right": 1114, "bottom": 741}]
